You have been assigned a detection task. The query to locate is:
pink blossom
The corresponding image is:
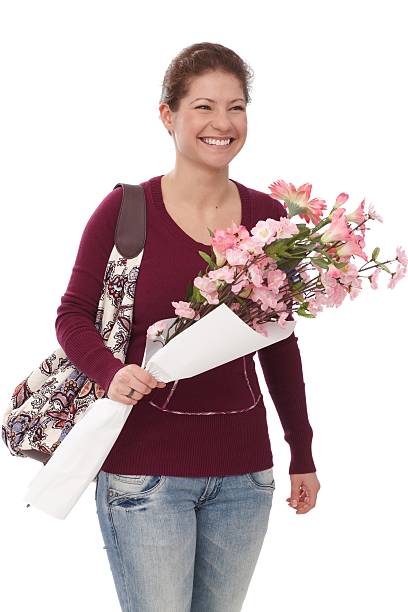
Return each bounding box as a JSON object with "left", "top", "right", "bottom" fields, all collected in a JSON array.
[
  {"left": 225, "top": 247, "right": 251, "bottom": 267},
  {"left": 247, "top": 262, "right": 265, "bottom": 288},
  {"left": 249, "top": 286, "right": 278, "bottom": 312},
  {"left": 251, "top": 320, "right": 269, "bottom": 337},
  {"left": 369, "top": 268, "right": 381, "bottom": 289},
  {"left": 228, "top": 220, "right": 252, "bottom": 241},
  {"left": 193, "top": 277, "right": 219, "bottom": 304},
  {"left": 146, "top": 320, "right": 166, "bottom": 339},
  {"left": 336, "top": 233, "right": 368, "bottom": 261},
  {"left": 267, "top": 179, "right": 327, "bottom": 225},
  {"left": 387, "top": 263, "right": 406, "bottom": 289},
  {"left": 367, "top": 203, "right": 383, "bottom": 223},
  {"left": 325, "top": 264, "right": 342, "bottom": 280},
  {"left": 238, "top": 234, "right": 265, "bottom": 255},
  {"left": 324, "top": 262, "right": 362, "bottom": 300},
  {"left": 211, "top": 228, "right": 238, "bottom": 266},
  {"left": 231, "top": 275, "right": 250, "bottom": 294},
  {"left": 274, "top": 217, "right": 300, "bottom": 240},
  {"left": 266, "top": 268, "right": 287, "bottom": 292},
  {"left": 171, "top": 300, "right": 196, "bottom": 319},
  {"left": 346, "top": 200, "right": 366, "bottom": 224},
  {"left": 251, "top": 219, "right": 278, "bottom": 246},
  {"left": 208, "top": 265, "right": 235, "bottom": 284},
  {"left": 276, "top": 311, "right": 289, "bottom": 328},
  {"left": 348, "top": 277, "right": 363, "bottom": 300},
  {"left": 320, "top": 208, "right": 351, "bottom": 244},
  {"left": 396, "top": 245, "right": 408, "bottom": 267},
  {"left": 306, "top": 293, "right": 326, "bottom": 314},
  {"left": 334, "top": 192, "right": 349, "bottom": 208}
]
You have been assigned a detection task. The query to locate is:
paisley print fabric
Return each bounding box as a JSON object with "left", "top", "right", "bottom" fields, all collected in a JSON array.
[{"left": 2, "top": 245, "right": 143, "bottom": 460}]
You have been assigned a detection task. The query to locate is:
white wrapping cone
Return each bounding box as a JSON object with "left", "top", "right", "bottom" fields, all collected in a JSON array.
[
  {"left": 23, "top": 399, "right": 132, "bottom": 519},
  {"left": 23, "top": 303, "right": 296, "bottom": 519}
]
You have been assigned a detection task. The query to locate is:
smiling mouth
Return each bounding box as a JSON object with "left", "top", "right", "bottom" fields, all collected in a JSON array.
[{"left": 198, "top": 137, "right": 236, "bottom": 148}]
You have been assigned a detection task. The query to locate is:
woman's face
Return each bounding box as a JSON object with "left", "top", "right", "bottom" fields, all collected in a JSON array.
[{"left": 159, "top": 69, "right": 248, "bottom": 170}]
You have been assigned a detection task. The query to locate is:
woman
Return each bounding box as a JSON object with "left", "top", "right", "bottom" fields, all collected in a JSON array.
[{"left": 55, "top": 42, "right": 320, "bottom": 611}]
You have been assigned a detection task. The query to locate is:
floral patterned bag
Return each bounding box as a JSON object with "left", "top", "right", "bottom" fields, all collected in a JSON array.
[{"left": 2, "top": 183, "right": 146, "bottom": 465}]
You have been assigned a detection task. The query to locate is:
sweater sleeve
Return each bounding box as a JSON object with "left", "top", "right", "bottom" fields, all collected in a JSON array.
[
  {"left": 257, "top": 197, "right": 316, "bottom": 474},
  {"left": 55, "top": 186, "right": 127, "bottom": 393}
]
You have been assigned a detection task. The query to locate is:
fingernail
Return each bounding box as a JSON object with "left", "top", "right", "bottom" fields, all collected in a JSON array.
[{"left": 292, "top": 499, "right": 298, "bottom": 507}]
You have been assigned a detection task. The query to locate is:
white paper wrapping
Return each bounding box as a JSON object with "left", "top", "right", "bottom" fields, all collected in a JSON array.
[{"left": 23, "top": 303, "right": 296, "bottom": 519}]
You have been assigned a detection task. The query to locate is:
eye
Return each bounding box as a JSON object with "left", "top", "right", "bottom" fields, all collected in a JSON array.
[{"left": 195, "top": 105, "right": 245, "bottom": 111}]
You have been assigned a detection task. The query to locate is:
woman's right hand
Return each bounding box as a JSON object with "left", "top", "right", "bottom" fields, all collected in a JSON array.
[{"left": 107, "top": 364, "right": 166, "bottom": 405}]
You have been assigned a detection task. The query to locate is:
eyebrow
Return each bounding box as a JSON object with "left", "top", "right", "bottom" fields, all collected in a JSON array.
[{"left": 189, "top": 97, "right": 246, "bottom": 105}]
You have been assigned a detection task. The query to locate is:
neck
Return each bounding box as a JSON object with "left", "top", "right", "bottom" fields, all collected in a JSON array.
[{"left": 163, "top": 162, "right": 232, "bottom": 213}]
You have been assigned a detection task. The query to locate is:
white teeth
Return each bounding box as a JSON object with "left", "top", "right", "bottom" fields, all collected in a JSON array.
[{"left": 201, "top": 138, "right": 232, "bottom": 146}]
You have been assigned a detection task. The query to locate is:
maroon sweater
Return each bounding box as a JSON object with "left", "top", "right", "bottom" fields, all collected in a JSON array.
[{"left": 55, "top": 175, "right": 316, "bottom": 476}]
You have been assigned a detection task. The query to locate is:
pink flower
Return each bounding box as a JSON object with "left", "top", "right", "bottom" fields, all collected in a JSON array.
[
  {"left": 367, "top": 203, "right": 383, "bottom": 223},
  {"left": 146, "top": 320, "right": 166, "bottom": 339},
  {"left": 225, "top": 246, "right": 251, "bottom": 267},
  {"left": 320, "top": 208, "right": 351, "bottom": 244},
  {"left": 251, "top": 219, "right": 278, "bottom": 246},
  {"left": 387, "top": 263, "right": 406, "bottom": 289},
  {"left": 333, "top": 192, "right": 349, "bottom": 208},
  {"left": 231, "top": 275, "right": 250, "bottom": 294},
  {"left": 193, "top": 277, "right": 219, "bottom": 304},
  {"left": 336, "top": 233, "right": 368, "bottom": 261},
  {"left": 346, "top": 199, "right": 366, "bottom": 224},
  {"left": 211, "top": 227, "right": 239, "bottom": 266},
  {"left": 251, "top": 320, "right": 269, "bottom": 336},
  {"left": 274, "top": 217, "right": 300, "bottom": 240},
  {"left": 247, "top": 262, "right": 265, "bottom": 288},
  {"left": 208, "top": 265, "right": 235, "bottom": 284},
  {"left": 268, "top": 179, "right": 327, "bottom": 225},
  {"left": 266, "top": 268, "right": 287, "bottom": 293},
  {"left": 369, "top": 268, "right": 381, "bottom": 289},
  {"left": 238, "top": 234, "right": 265, "bottom": 255},
  {"left": 249, "top": 286, "right": 278, "bottom": 312},
  {"left": 396, "top": 245, "right": 408, "bottom": 267},
  {"left": 277, "top": 311, "right": 289, "bottom": 328},
  {"left": 306, "top": 293, "right": 326, "bottom": 314},
  {"left": 171, "top": 300, "right": 196, "bottom": 319}
]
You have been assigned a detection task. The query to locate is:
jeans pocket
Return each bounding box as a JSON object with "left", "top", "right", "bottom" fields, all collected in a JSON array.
[
  {"left": 246, "top": 467, "right": 275, "bottom": 492},
  {"left": 107, "top": 473, "right": 166, "bottom": 507}
]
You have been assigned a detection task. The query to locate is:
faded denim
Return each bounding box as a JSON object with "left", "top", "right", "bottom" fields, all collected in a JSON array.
[{"left": 95, "top": 467, "right": 275, "bottom": 612}]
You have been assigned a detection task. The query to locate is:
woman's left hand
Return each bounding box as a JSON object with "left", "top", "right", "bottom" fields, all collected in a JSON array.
[{"left": 286, "top": 472, "right": 321, "bottom": 514}]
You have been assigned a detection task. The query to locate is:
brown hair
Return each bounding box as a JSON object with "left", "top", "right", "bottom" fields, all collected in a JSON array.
[{"left": 160, "top": 42, "right": 254, "bottom": 135}]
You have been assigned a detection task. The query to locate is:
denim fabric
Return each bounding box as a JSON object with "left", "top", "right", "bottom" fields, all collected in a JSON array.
[{"left": 95, "top": 468, "right": 275, "bottom": 611}]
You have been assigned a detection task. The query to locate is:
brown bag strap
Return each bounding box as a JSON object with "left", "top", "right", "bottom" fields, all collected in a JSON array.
[{"left": 113, "top": 183, "right": 146, "bottom": 258}]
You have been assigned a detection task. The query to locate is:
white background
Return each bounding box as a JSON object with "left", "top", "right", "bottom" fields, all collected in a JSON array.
[{"left": 1, "top": 1, "right": 407, "bottom": 610}]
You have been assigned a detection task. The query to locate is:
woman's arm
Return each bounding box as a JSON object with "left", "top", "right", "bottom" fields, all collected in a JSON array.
[
  {"left": 257, "top": 195, "right": 316, "bottom": 474},
  {"left": 55, "top": 186, "right": 126, "bottom": 392}
]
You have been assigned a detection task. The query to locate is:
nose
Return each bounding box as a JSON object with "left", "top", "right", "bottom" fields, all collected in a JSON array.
[{"left": 209, "top": 109, "right": 236, "bottom": 132}]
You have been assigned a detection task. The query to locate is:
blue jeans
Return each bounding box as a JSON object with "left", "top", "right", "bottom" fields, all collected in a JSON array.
[{"left": 95, "top": 468, "right": 275, "bottom": 612}]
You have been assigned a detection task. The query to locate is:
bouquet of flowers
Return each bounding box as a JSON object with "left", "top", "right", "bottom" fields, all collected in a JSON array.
[
  {"left": 24, "top": 179, "right": 406, "bottom": 519},
  {"left": 147, "top": 179, "right": 406, "bottom": 349}
]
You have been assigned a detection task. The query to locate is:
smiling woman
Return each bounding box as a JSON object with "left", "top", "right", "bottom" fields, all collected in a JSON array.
[{"left": 60, "top": 41, "right": 319, "bottom": 611}]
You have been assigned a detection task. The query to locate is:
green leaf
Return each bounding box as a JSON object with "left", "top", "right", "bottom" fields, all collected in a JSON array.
[
  {"left": 297, "top": 310, "right": 316, "bottom": 318},
  {"left": 185, "top": 281, "right": 193, "bottom": 301},
  {"left": 371, "top": 247, "right": 380, "bottom": 261},
  {"left": 377, "top": 262, "right": 391, "bottom": 273},
  {"left": 310, "top": 257, "right": 329, "bottom": 269},
  {"left": 198, "top": 250, "right": 217, "bottom": 270},
  {"left": 192, "top": 285, "right": 205, "bottom": 303},
  {"left": 331, "top": 260, "right": 349, "bottom": 269}
]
